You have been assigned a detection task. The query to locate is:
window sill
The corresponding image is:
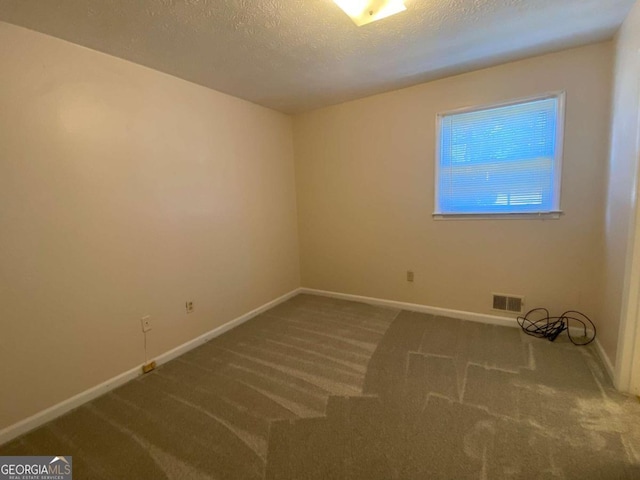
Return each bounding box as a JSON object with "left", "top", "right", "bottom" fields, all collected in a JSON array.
[{"left": 432, "top": 211, "right": 563, "bottom": 221}]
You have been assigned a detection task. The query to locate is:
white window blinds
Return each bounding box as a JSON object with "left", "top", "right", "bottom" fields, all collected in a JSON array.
[{"left": 435, "top": 94, "right": 564, "bottom": 216}]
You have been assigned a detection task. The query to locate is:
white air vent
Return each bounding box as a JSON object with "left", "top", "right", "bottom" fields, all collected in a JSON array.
[{"left": 492, "top": 293, "right": 524, "bottom": 313}]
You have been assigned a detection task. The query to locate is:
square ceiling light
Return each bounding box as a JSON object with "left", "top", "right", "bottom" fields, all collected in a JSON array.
[{"left": 333, "top": 0, "right": 407, "bottom": 26}]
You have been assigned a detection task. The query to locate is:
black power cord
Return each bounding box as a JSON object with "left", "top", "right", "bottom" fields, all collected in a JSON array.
[{"left": 517, "top": 308, "right": 596, "bottom": 346}]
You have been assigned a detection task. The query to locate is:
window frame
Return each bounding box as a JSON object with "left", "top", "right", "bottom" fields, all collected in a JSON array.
[{"left": 433, "top": 91, "right": 566, "bottom": 220}]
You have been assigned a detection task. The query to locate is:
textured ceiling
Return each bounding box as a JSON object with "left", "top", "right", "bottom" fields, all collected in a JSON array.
[{"left": 0, "top": 0, "right": 635, "bottom": 113}]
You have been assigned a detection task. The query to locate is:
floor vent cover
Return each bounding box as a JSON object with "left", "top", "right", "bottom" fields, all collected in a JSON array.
[{"left": 492, "top": 294, "right": 524, "bottom": 313}]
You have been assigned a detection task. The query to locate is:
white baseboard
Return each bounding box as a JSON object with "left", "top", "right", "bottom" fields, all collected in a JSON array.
[
  {"left": 2, "top": 286, "right": 616, "bottom": 445},
  {"left": 0, "top": 287, "right": 302, "bottom": 446},
  {"left": 594, "top": 337, "right": 615, "bottom": 382},
  {"left": 0, "top": 364, "right": 142, "bottom": 447},
  {"left": 152, "top": 288, "right": 302, "bottom": 369},
  {"left": 565, "top": 328, "right": 614, "bottom": 383},
  {"left": 299, "top": 288, "right": 519, "bottom": 328},
  {"left": 302, "top": 288, "right": 618, "bottom": 383}
]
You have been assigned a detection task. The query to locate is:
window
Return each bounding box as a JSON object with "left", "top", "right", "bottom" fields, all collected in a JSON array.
[{"left": 434, "top": 93, "right": 565, "bottom": 218}]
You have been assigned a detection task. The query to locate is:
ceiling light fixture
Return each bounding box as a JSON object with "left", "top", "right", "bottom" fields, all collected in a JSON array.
[{"left": 333, "top": 0, "right": 407, "bottom": 26}]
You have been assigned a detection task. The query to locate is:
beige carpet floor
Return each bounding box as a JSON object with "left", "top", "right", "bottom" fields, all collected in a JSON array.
[{"left": 2, "top": 294, "right": 640, "bottom": 479}]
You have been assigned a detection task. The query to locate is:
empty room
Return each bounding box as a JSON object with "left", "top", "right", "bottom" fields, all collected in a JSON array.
[{"left": 2, "top": 0, "right": 640, "bottom": 478}]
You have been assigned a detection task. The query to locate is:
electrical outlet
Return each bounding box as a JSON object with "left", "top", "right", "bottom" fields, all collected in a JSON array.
[
  {"left": 407, "top": 271, "right": 414, "bottom": 282},
  {"left": 186, "top": 301, "right": 194, "bottom": 314},
  {"left": 141, "top": 315, "right": 152, "bottom": 333}
]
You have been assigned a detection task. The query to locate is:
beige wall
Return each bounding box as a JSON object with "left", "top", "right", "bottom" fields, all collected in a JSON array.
[
  {"left": 601, "top": 1, "right": 640, "bottom": 369},
  {"left": 0, "top": 22, "right": 300, "bottom": 430},
  {"left": 0, "top": 17, "right": 627, "bottom": 433},
  {"left": 294, "top": 43, "right": 612, "bottom": 322}
]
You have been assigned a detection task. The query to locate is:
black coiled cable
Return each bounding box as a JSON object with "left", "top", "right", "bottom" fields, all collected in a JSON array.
[{"left": 517, "top": 308, "right": 596, "bottom": 346}]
